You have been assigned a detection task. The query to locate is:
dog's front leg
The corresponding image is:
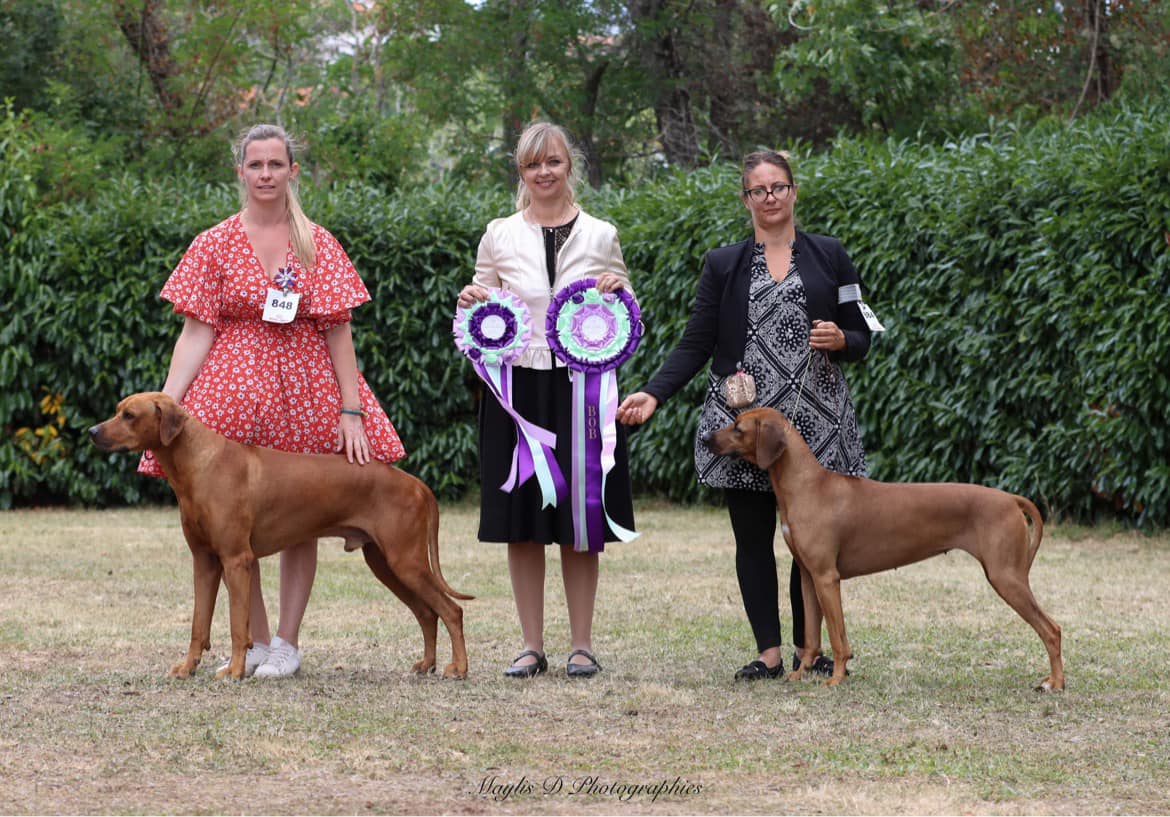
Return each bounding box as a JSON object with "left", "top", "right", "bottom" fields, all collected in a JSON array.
[
  {"left": 217, "top": 550, "right": 255, "bottom": 680},
  {"left": 788, "top": 564, "right": 823, "bottom": 682},
  {"left": 810, "top": 568, "right": 852, "bottom": 686},
  {"left": 171, "top": 546, "right": 221, "bottom": 679}
]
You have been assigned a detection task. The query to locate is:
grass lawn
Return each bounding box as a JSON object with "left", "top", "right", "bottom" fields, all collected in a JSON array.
[{"left": 1, "top": 502, "right": 1167, "bottom": 815}]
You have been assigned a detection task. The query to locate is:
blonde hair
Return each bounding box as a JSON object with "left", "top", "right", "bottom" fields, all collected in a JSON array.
[
  {"left": 234, "top": 124, "right": 316, "bottom": 272},
  {"left": 513, "top": 122, "right": 585, "bottom": 211}
]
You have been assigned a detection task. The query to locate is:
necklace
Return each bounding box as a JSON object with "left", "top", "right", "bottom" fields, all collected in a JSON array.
[{"left": 528, "top": 203, "right": 577, "bottom": 228}]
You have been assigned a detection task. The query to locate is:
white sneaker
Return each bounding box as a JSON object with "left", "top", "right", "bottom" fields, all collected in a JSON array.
[
  {"left": 216, "top": 641, "right": 270, "bottom": 678},
  {"left": 253, "top": 635, "right": 301, "bottom": 679}
]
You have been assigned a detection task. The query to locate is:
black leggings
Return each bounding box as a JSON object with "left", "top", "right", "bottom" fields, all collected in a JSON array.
[{"left": 725, "top": 487, "right": 806, "bottom": 653}]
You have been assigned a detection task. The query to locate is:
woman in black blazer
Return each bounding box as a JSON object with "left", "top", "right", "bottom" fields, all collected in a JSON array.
[{"left": 618, "top": 150, "right": 874, "bottom": 680}]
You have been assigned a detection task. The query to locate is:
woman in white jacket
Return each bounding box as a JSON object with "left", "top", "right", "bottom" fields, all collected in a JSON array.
[{"left": 456, "top": 122, "right": 636, "bottom": 679}]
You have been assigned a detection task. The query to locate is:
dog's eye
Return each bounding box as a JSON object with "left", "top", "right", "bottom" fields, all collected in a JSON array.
[{"left": 122, "top": 411, "right": 135, "bottom": 420}]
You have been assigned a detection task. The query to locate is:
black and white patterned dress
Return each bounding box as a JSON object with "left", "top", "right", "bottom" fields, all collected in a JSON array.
[{"left": 694, "top": 243, "right": 867, "bottom": 490}]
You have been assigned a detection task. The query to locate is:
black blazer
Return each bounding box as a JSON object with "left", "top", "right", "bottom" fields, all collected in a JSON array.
[{"left": 644, "top": 230, "right": 872, "bottom": 404}]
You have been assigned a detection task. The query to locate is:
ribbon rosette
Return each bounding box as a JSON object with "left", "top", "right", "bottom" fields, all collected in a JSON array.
[
  {"left": 453, "top": 289, "right": 566, "bottom": 508},
  {"left": 546, "top": 279, "right": 643, "bottom": 552},
  {"left": 274, "top": 267, "right": 297, "bottom": 293}
]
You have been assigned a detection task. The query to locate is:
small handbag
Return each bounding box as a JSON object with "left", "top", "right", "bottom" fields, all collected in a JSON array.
[{"left": 723, "top": 367, "right": 756, "bottom": 409}]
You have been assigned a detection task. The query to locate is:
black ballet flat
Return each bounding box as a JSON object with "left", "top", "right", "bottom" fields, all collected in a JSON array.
[
  {"left": 565, "top": 649, "right": 601, "bottom": 678},
  {"left": 734, "top": 659, "right": 784, "bottom": 681},
  {"left": 504, "top": 650, "right": 548, "bottom": 678}
]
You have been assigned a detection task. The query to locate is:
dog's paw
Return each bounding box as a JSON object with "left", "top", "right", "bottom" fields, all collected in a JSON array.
[
  {"left": 214, "top": 664, "right": 245, "bottom": 681},
  {"left": 168, "top": 663, "right": 194, "bottom": 680},
  {"left": 1035, "top": 677, "right": 1064, "bottom": 693},
  {"left": 410, "top": 659, "right": 437, "bottom": 675},
  {"left": 441, "top": 662, "right": 467, "bottom": 680}
]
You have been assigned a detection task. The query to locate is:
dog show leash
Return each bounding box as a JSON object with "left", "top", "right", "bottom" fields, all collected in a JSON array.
[{"left": 787, "top": 345, "right": 818, "bottom": 420}]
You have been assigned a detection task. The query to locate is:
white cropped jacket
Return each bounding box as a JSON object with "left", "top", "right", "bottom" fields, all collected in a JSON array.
[{"left": 472, "top": 209, "right": 633, "bottom": 369}]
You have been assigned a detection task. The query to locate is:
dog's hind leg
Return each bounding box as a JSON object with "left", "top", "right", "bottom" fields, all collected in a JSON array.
[
  {"left": 361, "top": 543, "right": 440, "bottom": 675},
  {"left": 375, "top": 543, "right": 468, "bottom": 679},
  {"left": 983, "top": 564, "right": 1064, "bottom": 691}
]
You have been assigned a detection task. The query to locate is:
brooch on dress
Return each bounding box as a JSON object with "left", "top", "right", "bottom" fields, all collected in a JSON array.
[{"left": 274, "top": 267, "right": 297, "bottom": 294}]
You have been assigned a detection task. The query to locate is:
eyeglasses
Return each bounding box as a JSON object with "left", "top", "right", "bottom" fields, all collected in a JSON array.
[{"left": 743, "top": 183, "right": 795, "bottom": 203}]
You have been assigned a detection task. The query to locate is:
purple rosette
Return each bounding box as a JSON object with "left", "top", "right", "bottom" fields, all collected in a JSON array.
[
  {"left": 545, "top": 278, "right": 642, "bottom": 553},
  {"left": 453, "top": 288, "right": 566, "bottom": 508},
  {"left": 453, "top": 289, "right": 531, "bottom": 367},
  {"left": 546, "top": 278, "right": 642, "bottom": 373}
]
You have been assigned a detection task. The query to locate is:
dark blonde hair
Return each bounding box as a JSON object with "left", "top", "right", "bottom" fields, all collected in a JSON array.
[
  {"left": 513, "top": 122, "right": 585, "bottom": 211},
  {"left": 234, "top": 124, "right": 316, "bottom": 272},
  {"left": 741, "top": 149, "right": 795, "bottom": 191}
]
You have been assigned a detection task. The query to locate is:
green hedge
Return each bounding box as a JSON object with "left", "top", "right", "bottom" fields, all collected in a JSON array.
[{"left": 3, "top": 101, "right": 1168, "bottom": 525}]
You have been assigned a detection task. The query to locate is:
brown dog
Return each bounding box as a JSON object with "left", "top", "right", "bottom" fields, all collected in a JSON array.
[
  {"left": 90, "top": 392, "right": 471, "bottom": 680},
  {"left": 704, "top": 407, "right": 1063, "bottom": 691}
]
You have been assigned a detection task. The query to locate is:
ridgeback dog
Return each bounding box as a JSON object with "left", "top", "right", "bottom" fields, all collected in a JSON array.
[
  {"left": 704, "top": 407, "right": 1064, "bottom": 691},
  {"left": 90, "top": 392, "right": 472, "bottom": 680}
]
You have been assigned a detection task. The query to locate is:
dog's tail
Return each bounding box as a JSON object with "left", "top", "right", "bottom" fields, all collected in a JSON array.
[
  {"left": 1016, "top": 495, "right": 1044, "bottom": 568},
  {"left": 426, "top": 489, "right": 475, "bottom": 601}
]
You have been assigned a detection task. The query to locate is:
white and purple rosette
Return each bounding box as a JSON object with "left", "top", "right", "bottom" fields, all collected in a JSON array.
[
  {"left": 546, "top": 278, "right": 643, "bottom": 552},
  {"left": 454, "top": 289, "right": 566, "bottom": 508},
  {"left": 274, "top": 267, "right": 297, "bottom": 293}
]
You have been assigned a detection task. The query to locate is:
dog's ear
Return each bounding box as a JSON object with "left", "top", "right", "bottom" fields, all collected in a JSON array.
[
  {"left": 754, "top": 420, "right": 788, "bottom": 469},
  {"left": 157, "top": 398, "right": 187, "bottom": 447}
]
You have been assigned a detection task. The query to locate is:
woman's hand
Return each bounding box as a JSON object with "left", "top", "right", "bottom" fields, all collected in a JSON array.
[
  {"left": 595, "top": 272, "right": 625, "bottom": 293},
  {"left": 336, "top": 412, "right": 371, "bottom": 465},
  {"left": 616, "top": 392, "right": 658, "bottom": 425},
  {"left": 457, "top": 284, "right": 491, "bottom": 308},
  {"left": 810, "top": 319, "right": 846, "bottom": 352}
]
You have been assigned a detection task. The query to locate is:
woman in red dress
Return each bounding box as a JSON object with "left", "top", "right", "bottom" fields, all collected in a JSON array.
[{"left": 140, "top": 123, "right": 405, "bottom": 678}]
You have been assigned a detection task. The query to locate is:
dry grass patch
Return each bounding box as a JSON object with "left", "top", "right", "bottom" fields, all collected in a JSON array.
[{"left": 1, "top": 504, "right": 1168, "bottom": 815}]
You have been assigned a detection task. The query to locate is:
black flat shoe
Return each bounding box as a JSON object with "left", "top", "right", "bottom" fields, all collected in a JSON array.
[
  {"left": 792, "top": 652, "right": 847, "bottom": 677},
  {"left": 734, "top": 659, "right": 784, "bottom": 681},
  {"left": 565, "top": 649, "right": 601, "bottom": 678},
  {"left": 504, "top": 650, "right": 548, "bottom": 678}
]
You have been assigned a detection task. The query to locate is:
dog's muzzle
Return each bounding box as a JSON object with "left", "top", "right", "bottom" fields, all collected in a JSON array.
[{"left": 88, "top": 425, "right": 126, "bottom": 453}]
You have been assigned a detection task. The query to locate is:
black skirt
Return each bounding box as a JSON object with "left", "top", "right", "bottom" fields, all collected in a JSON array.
[{"left": 477, "top": 366, "right": 636, "bottom": 546}]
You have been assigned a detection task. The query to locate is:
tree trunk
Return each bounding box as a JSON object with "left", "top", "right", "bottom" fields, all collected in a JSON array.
[
  {"left": 578, "top": 59, "right": 610, "bottom": 187},
  {"left": 706, "top": 0, "right": 739, "bottom": 157},
  {"left": 111, "top": 0, "right": 183, "bottom": 118},
  {"left": 1086, "top": 0, "right": 1115, "bottom": 101},
  {"left": 627, "top": 0, "right": 701, "bottom": 167},
  {"left": 1071, "top": 0, "right": 1116, "bottom": 117},
  {"left": 500, "top": 0, "right": 535, "bottom": 191}
]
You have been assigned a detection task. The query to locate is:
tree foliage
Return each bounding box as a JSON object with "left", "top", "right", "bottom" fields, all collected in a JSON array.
[
  {"left": 3, "top": 0, "right": 1169, "bottom": 187},
  {"left": 774, "top": 0, "right": 961, "bottom": 136}
]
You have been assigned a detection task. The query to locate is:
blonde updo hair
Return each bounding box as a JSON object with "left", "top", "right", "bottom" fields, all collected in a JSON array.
[
  {"left": 513, "top": 122, "right": 585, "bottom": 211},
  {"left": 234, "top": 124, "right": 316, "bottom": 272}
]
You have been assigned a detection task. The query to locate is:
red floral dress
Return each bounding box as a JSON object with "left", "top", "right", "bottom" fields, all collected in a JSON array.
[{"left": 139, "top": 213, "right": 405, "bottom": 477}]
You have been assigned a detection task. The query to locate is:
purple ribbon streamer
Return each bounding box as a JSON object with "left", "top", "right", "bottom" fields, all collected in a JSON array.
[
  {"left": 475, "top": 360, "right": 566, "bottom": 508},
  {"left": 570, "top": 370, "right": 607, "bottom": 552}
]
